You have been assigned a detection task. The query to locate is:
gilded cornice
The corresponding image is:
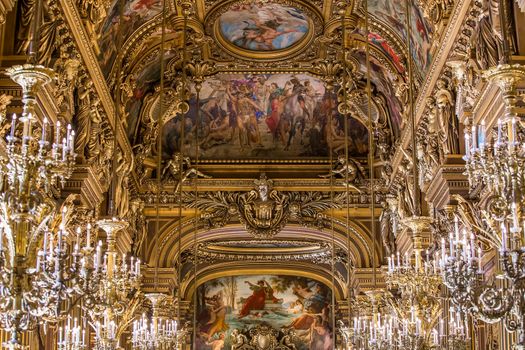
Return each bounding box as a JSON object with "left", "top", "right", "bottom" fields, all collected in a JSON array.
[
  {"left": 388, "top": 0, "right": 472, "bottom": 189},
  {"left": 59, "top": 0, "right": 133, "bottom": 158},
  {"left": 149, "top": 221, "right": 377, "bottom": 269},
  {"left": 352, "top": 267, "right": 386, "bottom": 292},
  {"left": 142, "top": 177, "right": 382, "bottom": 193},
  {"left": 180, "top": 261, "right": 347, "bottom": 300}
]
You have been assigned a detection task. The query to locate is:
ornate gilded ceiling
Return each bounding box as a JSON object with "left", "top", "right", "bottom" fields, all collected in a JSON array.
[
  {"left": 5, "top": 0, "right": 525, "bottom": 339},
  {"left": 92, "top": 0, "right": 434, "bottom": 165}
]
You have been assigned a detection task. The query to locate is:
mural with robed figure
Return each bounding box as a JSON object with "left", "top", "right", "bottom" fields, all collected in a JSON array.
[
  {"left": 196, "top": 275, "right": 333, "bottom": 350},
  {"left": 160, "top": 73, "right": 369, "bottom": 160}
]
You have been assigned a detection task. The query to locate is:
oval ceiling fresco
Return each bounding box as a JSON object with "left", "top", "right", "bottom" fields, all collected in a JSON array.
[{"left": 218, "top": 2, "right": 310, "bottom": 52}]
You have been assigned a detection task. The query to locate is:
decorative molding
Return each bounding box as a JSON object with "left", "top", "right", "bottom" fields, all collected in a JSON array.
[
  {"left": 0, "top": 0, "right": 14, "bottom": 23},
  {"left": 388, "top": 0, "right": 471, "bottom": 189},
  {"left": 59, "top": 0, "right": 133, "bottom": 158}
]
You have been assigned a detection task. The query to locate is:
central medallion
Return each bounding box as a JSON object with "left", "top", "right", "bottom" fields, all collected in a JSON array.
[
  {"left": 219, "top": 2, "right": 309, "bottom": 51},
  {"left": 207, "top": 0, "right": 321, "bottom": 60}
]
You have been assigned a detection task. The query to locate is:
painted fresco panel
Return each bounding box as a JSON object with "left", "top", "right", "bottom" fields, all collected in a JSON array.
[
  {"left": 161, "top": 74, "right": 369, "bottom": 160},
  {"left": 368, "top": 32, "right": 404, "bottom": 74},
  {"left": 354, "top": 52, "right": 403, "bottom": 138},
  {"left": 125, "top": 50, "right": 176, "bottom": 143},
  {"left": 219, "top": 2, "right": 309, "bottom": 51},
  {"left": 196, "top": 275, "right": 333, "bottom": 350},
  {"left": 98, "top": 0, "right": 162, "bottom": 76},
  {"left": 368, "top": 0, "right": 432, "bottom": 73}
]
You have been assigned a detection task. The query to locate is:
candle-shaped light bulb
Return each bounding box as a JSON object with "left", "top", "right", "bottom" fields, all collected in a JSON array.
[
  {"left": 55, "top": 120, "right": 61, "bottom": 144},
  {"left": 69, "top": 130, "right": 75, "bottom": 155},
  {"left": 9, "top": 114, "right": 16, "bottom": 141},
  {"left": 480, "top": 119, "right": 486, "bottom": 149},
  {"left": 86, "top": 223, "right": 92, "bottom": 248},
  {"left": 95, "top": 240, "right": 102, "bottom": 271},
  {"left": 501, "top": 223, "right": 507, "bottom": 253},
  {"left": 62, "top": 137, "right": 67, "bottom": 160},
  {"left": 57, "top": 224, "right": 64, "bottom": 251}
]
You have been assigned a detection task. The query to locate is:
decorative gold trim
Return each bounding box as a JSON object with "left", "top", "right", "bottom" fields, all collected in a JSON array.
[
  {"left": 181, "top": 262, "right": 345, "bottom": 300},
  {"left": 59, "top": 0, "right": 133, "bottom": 157},
  {"left": 205, "top": 241, "right": 325, "bottom": 253}
]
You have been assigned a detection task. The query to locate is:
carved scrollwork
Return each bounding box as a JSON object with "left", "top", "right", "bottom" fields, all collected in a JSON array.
[
  {"left": 312, "top": 60, "right": 344, "bottom": 91},
  {"left": 193, "top": 239, "right": 341, "bottom": 264},
  {"left": 185, "top": 60, "right": 217, "bottom": 90},
  {"left": 181, "top": 174, "right": 347, "bottom": 238}
]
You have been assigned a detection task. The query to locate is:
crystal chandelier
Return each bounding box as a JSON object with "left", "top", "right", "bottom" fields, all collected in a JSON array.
[
  {"left": 444, "top": 63, "right": 525, "bottom": 349},
  {"left": 57, "top": 315, "right": 87, "bottom": 350},
  {"left": 384, "top": 247, "right": 443, "bottom": 349},
  {"left": 28, "top": 208, "right": 81, "bottom": 321},
  {"left": 79, "top": 218, "right": 142, "bottom": 350},
  {"left": 343, "top": 218, "right": 467, "bottom": 350},
  {"left": 345, "top": 292, "right": 392, "bottom": 350},
  {"left": 0, "top": 63, "right": 77, "bottom": 348},
  {"left": 344, "top": 289, "right": 465, "bottom": 350},
  {"left": 131, "top": 293, "right": 178, "bottom": 350}
]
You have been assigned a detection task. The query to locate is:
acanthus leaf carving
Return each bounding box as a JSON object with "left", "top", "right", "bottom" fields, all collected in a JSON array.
[{"left": 181, "top": 174, "right": 348, "bottom": 238}]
